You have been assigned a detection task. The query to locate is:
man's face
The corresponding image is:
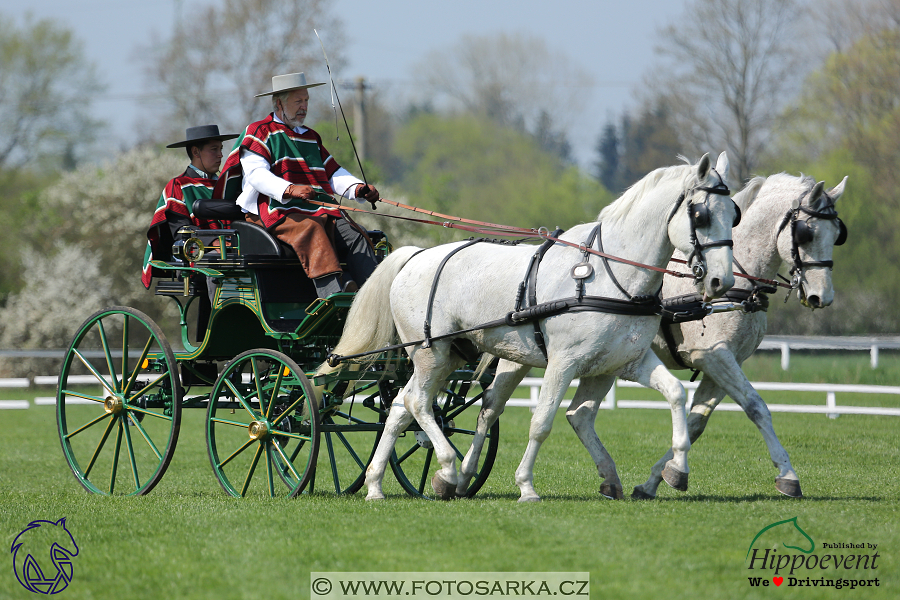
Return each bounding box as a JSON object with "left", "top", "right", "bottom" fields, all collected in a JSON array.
[
  {"left": 193, "top": 140, "right": 224, "bottom": 174},
  {"left": 278, "top": 89, "right": 309, "bottom": 128}
]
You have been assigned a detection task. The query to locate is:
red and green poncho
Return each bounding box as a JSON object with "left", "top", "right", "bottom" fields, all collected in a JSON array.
[
  {"left": 214, "top": 114, "right": 342, "bottom": 228},
  {"left": 141, "top": 169, "right": 221, "bottom": 288}
]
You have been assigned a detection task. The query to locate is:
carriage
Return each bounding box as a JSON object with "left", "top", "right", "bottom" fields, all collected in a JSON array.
[{"left": 55, "top": 219, "right": 499, "bottom": 499}]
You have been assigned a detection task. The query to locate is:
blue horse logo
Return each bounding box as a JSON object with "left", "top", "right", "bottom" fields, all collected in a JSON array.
[{"left": 11, "top": 518, "right": 79, "bottom": 594}]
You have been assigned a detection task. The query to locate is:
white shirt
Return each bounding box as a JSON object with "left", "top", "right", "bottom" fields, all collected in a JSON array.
[{"left": 236, "top": 113, "right": 365, "bottom": 214}]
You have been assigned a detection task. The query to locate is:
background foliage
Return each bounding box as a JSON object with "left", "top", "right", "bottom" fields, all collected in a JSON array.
[{"left": 1, "top": 0, "right": 899, "bottom": 367}]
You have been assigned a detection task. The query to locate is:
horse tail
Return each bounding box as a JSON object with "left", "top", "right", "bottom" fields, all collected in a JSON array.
[
  {"left": 317, "top": 246, "right": 422, "bottom": 376},
  {"left": 474, "top": 353, "right": 495, "bottom": 381}
]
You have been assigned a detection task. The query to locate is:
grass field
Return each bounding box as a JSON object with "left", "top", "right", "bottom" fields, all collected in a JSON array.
[{"left": 1, "top": 352, "right": 898, "bottom": 599}]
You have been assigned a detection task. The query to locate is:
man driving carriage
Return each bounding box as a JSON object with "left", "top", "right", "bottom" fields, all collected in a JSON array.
[
  {"left": 214, "top": 72, "right": 381, "bottom": 297},
  {"left": 141, "top": 124, "right": 239, "bottom": 288}
]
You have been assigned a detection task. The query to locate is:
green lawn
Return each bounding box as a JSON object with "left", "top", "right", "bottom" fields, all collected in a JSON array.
[{"left": 1, "top": 384, "right": 898, "bottom": 599}]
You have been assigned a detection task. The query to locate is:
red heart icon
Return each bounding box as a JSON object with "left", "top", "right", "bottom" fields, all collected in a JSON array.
[{"left": 773, "top": 577, "right": 784, "bottom": 586}]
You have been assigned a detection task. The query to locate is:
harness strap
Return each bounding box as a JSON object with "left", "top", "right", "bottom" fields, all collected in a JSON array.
[
  {"left": 522, "top": 229, "right": 564, "bottom": 358},
  {"left": 421, "top": 238, "right": 487, "bottom": 348}
]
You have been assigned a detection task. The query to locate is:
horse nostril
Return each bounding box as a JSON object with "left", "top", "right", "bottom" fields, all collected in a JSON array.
[
  {"left": 711, "top": 277, "right": 721, "bottom": 291},
  {"left": 808, "top": 295, "right": 821, "bottom": 307}
]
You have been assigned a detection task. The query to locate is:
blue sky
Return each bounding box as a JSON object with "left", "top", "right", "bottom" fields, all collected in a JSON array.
[{"left": 1, "top": 0, "right": 690, "bottom": 167}]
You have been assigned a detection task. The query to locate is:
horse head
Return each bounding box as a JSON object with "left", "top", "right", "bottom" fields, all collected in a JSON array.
[
  {"left": 667, "top": 151, "right": 738, "bottom": 298},
  {"left": 775, "top": 176, "right": 848, "bottom": 309}
]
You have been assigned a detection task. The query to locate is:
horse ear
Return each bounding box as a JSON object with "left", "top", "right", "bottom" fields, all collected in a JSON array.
[
  {"left": 696, "top": 153, "right": 711, "bottom": 180},
  {"left": 56, "top": 517, "right": 67, "bottom": 527},
  {"left": 714, "top": 151, "right": 729, "bottom": 181},
  {"left": 828, "top": 176, "right": 848, "bottom": 202},
  {"left": 810, "top": 180, "right": 826, "bottom": 204}
]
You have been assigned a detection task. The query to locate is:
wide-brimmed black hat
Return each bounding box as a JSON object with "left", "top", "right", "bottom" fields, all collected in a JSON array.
[{"left": 166, "top": 125, "right": 239, "bottom": 148}]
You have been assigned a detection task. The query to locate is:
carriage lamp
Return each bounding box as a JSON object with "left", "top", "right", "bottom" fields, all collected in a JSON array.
[{"left": 172, "top": 237, "right": 205, "bottom": 262}]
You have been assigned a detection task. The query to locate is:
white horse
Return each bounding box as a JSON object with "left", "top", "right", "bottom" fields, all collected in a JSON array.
[
  {"left": 631, "top": 172, "right": 848, "bottom": 500},
  {"left": 322, "top": 153, "right": 739, "bottom": 501}
]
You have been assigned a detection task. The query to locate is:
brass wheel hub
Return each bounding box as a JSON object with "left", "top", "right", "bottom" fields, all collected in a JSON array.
[
  {"left": 248, "top": 421, "right": 270, "bottom": 441},
  {"left": 104, "top": 396, "right": 124, "bottom": 415}
]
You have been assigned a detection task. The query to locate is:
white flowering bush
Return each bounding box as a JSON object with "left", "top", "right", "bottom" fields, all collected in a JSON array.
[{"left": 0, "top": 148, "right": 186, "bottom": 376}]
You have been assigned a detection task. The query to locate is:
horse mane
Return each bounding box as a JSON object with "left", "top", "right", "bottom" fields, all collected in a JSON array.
[
  {"left": 597, "top": 163, "right": 693, "bottom": 222},
  {"left": 733, "top": 176, "right": 767, "bottom": 212}
]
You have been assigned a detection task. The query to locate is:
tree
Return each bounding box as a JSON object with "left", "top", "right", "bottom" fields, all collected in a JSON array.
[
  {"left": 412, "top": 32, "right": 589, "bottom": 163},
  {"left": 143, "top": 0, "right": 345, "bottom": 141},
  {"left": 647, "top": 0, "right": 807, "bottom": 183},
  {"left": 0, "top": 13, "right": 103, "bottom": 169},
  {"left": 593, "top": 101, "right": 684, "bottom": 194},
  {"left": 0, "top": 147, "right": 188, "bottom": 376},
  {"left": 391, "top": 113, "right": 611, "bottom": 240}
]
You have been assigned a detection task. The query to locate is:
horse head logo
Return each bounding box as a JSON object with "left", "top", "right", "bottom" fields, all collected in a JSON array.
[
  {"left": 746, "top": 516, "right": 815, "bottom": 560},
  {"left": 11, "top": 518, "right": 79, "bottom": 594}
]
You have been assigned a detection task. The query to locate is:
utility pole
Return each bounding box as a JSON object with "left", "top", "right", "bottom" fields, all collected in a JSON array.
[{"left": 352, "top": 77, "right": 367, "bottom": 163}]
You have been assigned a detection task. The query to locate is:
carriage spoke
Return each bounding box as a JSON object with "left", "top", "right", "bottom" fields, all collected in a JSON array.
[
  {"left": 217, "top": 438, "right": 255, "bottom": 469},
  {"left": 108, "top": 418, "right": 123, "bottom": 494},
  {"left": 335, "top": 431, "right": 366, "bottom": 469},
  {"left": 126, "top": 406, "right": 172, "bottom": 421},
  {"left": 323, "top": 432, "right": 339, "bottom": 492},
  {"left": 121, "top": 415, "right": 141, "bottom": 490},
  {"left": 96, "top": 321, "right": 120, "bottom": 393},
  {"left": 395, "top": 443, "right": 419, "bottom": 465},
  {"left": 446, "top": 427, "right": 477, "bottom": 436},
  {"left": 269, "top": 430, "right": 311, "bottom": 442},
  {"left": 83, "top": 416, "right": 118, "bottom": 478},
  {"left": 126, "top": 371, "right": 171, "bottom": 404},
  {"left": 239, "top": 444, "right": 264, "bottom": 497},
  {"left": 121, "top": 315, "right": 129, "bottom": 382},
  {"left": 73, "top": 349, "right": 116, "bottom": 396},
  {"left": 251, "top": 358, "right": 266, "bottom": 418},
  {"left": 122, "top": 337, "right": 154, "bottom": 398},
  {"left": 225, "top": 379, "right": 258, "bottom": 419},
  {"left": 417, "top": 448, "right": 434, "bottom": 495},
  {"left": 211, "top": 417, "right": 254, "bottom": 428},
  {"left": 61, "top": 390, "right": 106, "bottom": 404},
  {"left": 65, "top": 412, "right": 111, "bottom": 439},
  {"left": 447, "top": 438, "right": 465, "bottom": 462},
  {"left": 267, "top": 367, "right": 286, "bottom": 420},
  {"left": 129, "top": 414, "right": 163, "bottom": 461},
  {"left": 273, "top": 439, "right": 301, "bottom": 484},
  {"left": 269, "top": 394, "right": 305, "bottom": 425},
  {"left": 265, "top": 444, "right": 275, "bottom": 497}
]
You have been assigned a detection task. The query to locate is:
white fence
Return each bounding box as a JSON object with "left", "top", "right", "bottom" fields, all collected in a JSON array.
[
  {"left": 757, "top": 335, "right": 900, "bottom": 370},
  {"left": 506, "top": 377, "right": 900, "bottom": 419},
  {"left": 4, "top": 375, "right": 899, "bottom": 418}
]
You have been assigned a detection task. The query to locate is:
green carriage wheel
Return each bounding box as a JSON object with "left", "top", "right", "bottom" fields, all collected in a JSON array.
[
  {"left": 312, "top": 381, "right": 386, "bottom": 495},
  {"left": 57, "top": 306, "right": 182, "bottom": 496},
  {"left": 389, "top": 376, "right": 499, "bottom": 499},
  {"left": 206, "top": 349, "right": 319, "bottom": 498}
]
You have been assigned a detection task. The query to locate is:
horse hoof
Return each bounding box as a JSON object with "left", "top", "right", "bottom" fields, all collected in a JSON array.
[
  {"left": 631, "top": 487, "right": 656, "bottom": 501},
  {"left": 600, "top": 481, "right": 624, "bottom": 500},
  {"left": 662, "top": 465, "right": 689, "bottom": 491},
  {"left": 365, "top": 493, "right": 385, "bottom": 501},
  {"left": 775, "top": 477, "right": 803, "bottom": 498},
  {"left": 431, "top": 473, "right": 456, "bottom": 501},
  {"left": 518, "top": 495, "right": 542, "bottom": 503}
]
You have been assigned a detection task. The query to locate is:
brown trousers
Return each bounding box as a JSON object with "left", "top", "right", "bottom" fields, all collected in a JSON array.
[{"left": 246, "top": 212, "right": 341, "bottom": 279}]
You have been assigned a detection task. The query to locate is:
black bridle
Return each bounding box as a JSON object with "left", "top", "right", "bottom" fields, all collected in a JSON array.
[
  {"left": 666, "top": 170, "right": 738, "bottom": 280},
  {"left": 776, "top": 188, "right": 848, "bottom": 299}
]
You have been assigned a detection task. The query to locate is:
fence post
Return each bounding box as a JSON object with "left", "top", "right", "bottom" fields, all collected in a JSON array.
[
  {"left": 530, "top": 382, "right": 539, "bottom": 412},
  {"left": 871, "top": 345, "right": 879, "bottom": 369},
  {"left": 826, "top": 391, "right": 838, "bottom": 419},
  {"left": 780, "top": 343, "right": 790, "bottom": 370},
  {"left": 604, "top": 380, "right": 616, "bottom": 409}
]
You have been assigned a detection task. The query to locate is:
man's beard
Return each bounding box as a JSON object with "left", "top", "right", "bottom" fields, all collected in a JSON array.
[{"left": 281, "top": 111, "right": 305, "bottom": 129}]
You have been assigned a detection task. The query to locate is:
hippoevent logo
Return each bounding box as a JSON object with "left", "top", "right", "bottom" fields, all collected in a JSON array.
[
  {"left": 745, "top": 517, "right": 880, "bottom": 590},
  {"left": 10, "top": 518, "right": 79, "bottom": 594}
]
